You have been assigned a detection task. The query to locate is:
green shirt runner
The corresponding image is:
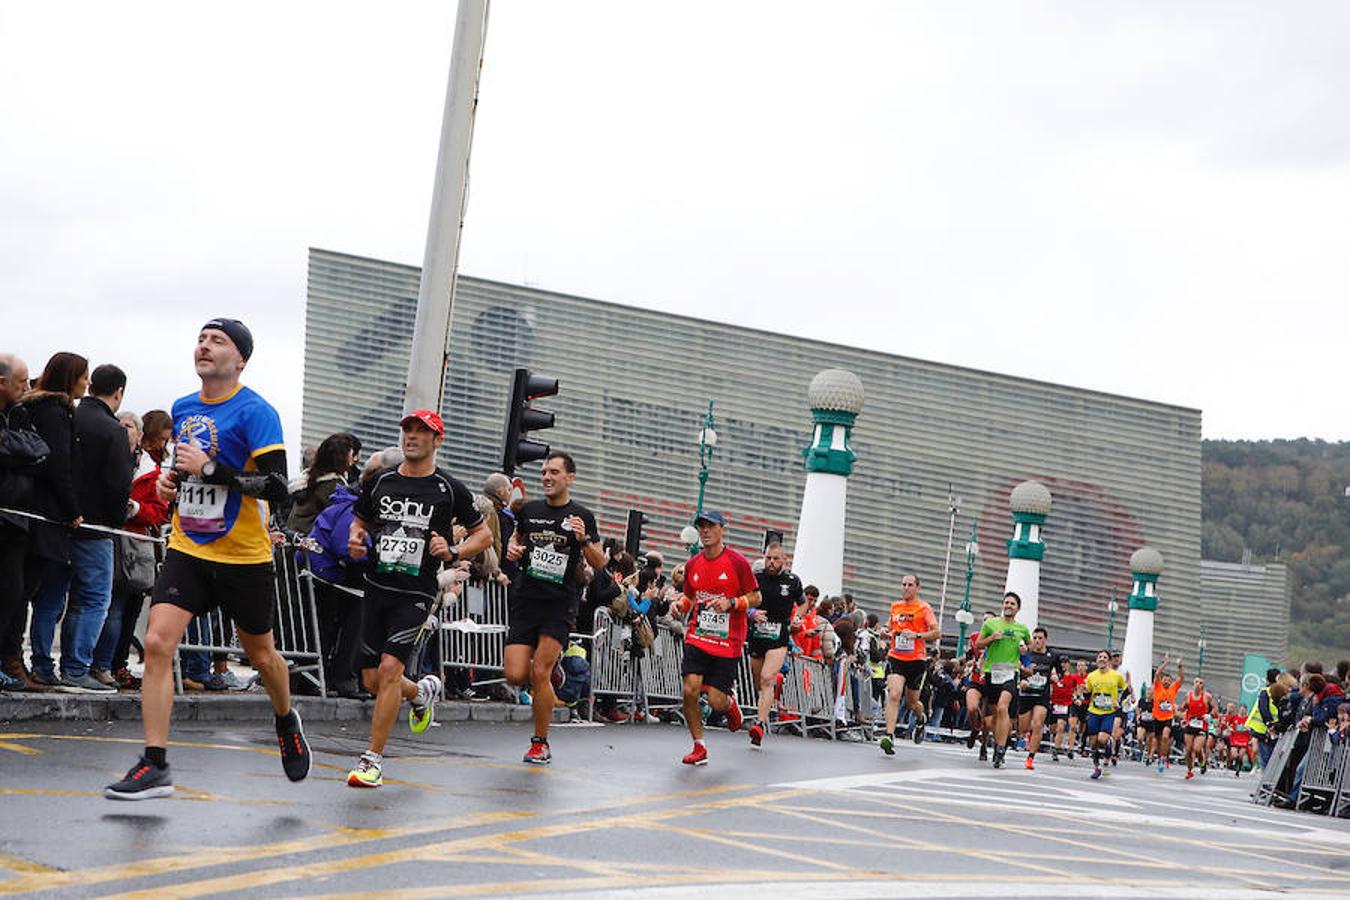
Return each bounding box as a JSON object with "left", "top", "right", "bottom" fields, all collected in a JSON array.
[{"left": 979, "top": 617, "right": 1031, "bottom": 688}]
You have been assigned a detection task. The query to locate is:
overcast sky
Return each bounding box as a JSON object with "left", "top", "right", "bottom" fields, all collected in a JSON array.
[{"left": 3, "top": 1, "right": 1347, "bottom": 453}]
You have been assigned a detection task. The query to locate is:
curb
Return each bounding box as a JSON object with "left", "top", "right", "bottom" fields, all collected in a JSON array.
[{"left": 0, "top": 691, "right": 565, "bottom": 724}]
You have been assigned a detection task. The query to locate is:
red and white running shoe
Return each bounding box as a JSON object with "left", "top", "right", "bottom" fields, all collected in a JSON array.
[{"left": 682, "top": 743, "right": 709, "bottom": 766}]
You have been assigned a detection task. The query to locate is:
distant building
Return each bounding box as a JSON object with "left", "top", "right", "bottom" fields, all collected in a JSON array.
[
  {"left": 303, "top": 248, "right": 1213, "bottom": 671},
  {"left": 1198, "top": 559, "right": 1290, "bottom": 698}
]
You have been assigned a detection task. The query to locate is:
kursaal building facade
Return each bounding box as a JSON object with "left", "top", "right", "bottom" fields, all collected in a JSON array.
[{"left": 302, "top": 247, "right": 1283, "bottom": 695}]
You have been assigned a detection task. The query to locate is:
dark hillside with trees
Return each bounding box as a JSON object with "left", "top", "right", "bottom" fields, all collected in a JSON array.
[{"left": 1202, "top": 439, "right": 1349, "bottom": 666}]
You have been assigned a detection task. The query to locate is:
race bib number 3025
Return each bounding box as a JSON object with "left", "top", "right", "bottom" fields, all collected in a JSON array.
[
  {"left": 526, "top": 545, "right": 569, "bottom": 584},
  {"left": 179, "top": 479, "right": 227, "bottom": 534}
]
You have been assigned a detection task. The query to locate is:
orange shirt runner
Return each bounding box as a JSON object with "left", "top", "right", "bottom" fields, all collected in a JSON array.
[
  {"left": 1153, "top": 678, "right": 1181, "bottom": 721},
  {"left": 887, "top": 598, "right": 937, "bottom": 662}
]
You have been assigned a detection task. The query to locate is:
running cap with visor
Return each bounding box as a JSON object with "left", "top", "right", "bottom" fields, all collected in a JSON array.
[{"left": 400, "top": 409, "right": 444, "bottom": 436}]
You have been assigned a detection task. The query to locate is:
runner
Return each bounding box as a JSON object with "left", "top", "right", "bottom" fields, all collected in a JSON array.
[
  {"left": 1048, "top": 655, "right": 1078, "bottom": 762},
  {"left": 668, "top": 510, "right": 759, "bottom": 766},
  {"left": 879, "top": 574, "right": 940, "bottom": 756},
  {"left": 1109, "top": 650, "right": 1133, "bottom": 766},
  {"left": 1228, "top": 703, "right": 1254, "bottom": 776},
  {"left": 1016, "top": 626, "right": 1059, "bottom": 770},
  {"left": 1070, "top": 658, "right": 1090, "bottom": 757},
  {"left": 105, "top": 319, "right": 310, "bottom": 800},
  {"left": 1181, "top": 675, "right": 1215, "bottom": 780},
  {"left": 343, "top": 410, "right": 491, "bottom": 787},
  {"left": 1083, "top": 649, "right": 1127, "bottom": 780},
  {"left": 1135, "top": 685, "right": 1155, "bottom": 764},
  {"left": 973, "top": 593, "right": 1031, "bottom": 769},
  {"left": 1151, "top": 654, "right": 1183, "bottom": 773},
  {"left": 503, "top": 451, "right": 607, "bottom": 765},
  {"left": 962, "top": 611, "right": 996, "bottom": 761},
  {"left": 747, "top": 541, "right": 802, "bottom": 748}
]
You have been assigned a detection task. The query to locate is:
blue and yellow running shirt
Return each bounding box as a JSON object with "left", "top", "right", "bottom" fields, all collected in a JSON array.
[
  {"left": 1084, "top": 668, "right": 1128, "bottom": 715},
  {"left": 167, "top": 385, "right": 284, "bottom": 565}
]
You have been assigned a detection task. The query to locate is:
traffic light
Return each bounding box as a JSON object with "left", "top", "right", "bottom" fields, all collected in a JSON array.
[
  {"left": 624, "top": 509, "right": 649, "bottom": 560},
  {"left": 501, "top": 367, "right": 559, "bottom": 474}
]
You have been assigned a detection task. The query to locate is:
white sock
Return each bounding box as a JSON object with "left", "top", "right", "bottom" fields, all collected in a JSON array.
[
  {"left": 362, "top": 750, "right": 382, "bottom": 764},
  {"left": 695, "top": 739, "right": 705, "bottom": 749}
]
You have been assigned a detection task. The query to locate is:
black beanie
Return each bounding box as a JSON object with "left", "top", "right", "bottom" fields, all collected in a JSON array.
[{"left": 202, "top": 318, "right": 254, "bottom": 361}]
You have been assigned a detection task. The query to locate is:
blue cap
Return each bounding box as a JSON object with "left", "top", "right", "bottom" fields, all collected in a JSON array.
[{"left": 694, "top": 510, "right": 727, "bottom": 526}]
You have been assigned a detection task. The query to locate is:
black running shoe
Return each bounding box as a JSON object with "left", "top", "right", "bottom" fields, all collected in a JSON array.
[
  {"left": 104, "top": 757, "right": 174, "bottom": 800},
  {"left": 992, "top": 747, "right": 1004, "bottom": 769},
  {"left": 966, "top": 729, "right": 977, "bottom": 749},
  {"left": 979, "top": 744, "right": 989, "bottom": 762},
  {"left": 276, "top": 709, "right": 312, "bottom": 782},
  {"left": 912, "top": 716, "right": 926, "bottom": 745}
]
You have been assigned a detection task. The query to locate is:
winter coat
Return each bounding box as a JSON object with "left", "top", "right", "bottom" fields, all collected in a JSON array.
[
  {"left": 20, "top": 391, "right": 79, "bottom": 562},
  {"left": 72, "top": 396, "right": 133, "bottom": 536},
  {"left": 1310, "top": 683, "right": 1347, "bottom": 727},
  {"left": 0, "top": 400, "right": 49, "bottom": 531},
  {"left": 286, "top": 473, "right": 344, "bottom": 535},
  {"left": 304, "top": 482, "right": 363, "bottom": 585}
]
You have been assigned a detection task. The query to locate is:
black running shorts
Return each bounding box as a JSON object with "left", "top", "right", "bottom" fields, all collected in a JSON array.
[
  {"left": 1019, "top": 692, "right": 1051, "bottom": 712},
  {"left": 746, "top": 618, "right": 791, "bottom": 658},
  {"left": 680, "top": 643, "right": 738, "bottom": 695},
  {"left": 150, "top": 548, "right": 276, "bottom": 637},
  {"left": 506, "top": 603, "right": 571, "bottom": 649},
  {"left": 358, "top": 588, "right": 431, "bottom": 668},
  {"left": 886, "top": 657, "right": 928, "bottom": 688},
  {"left": 982, "top": 678, "right": 1019, "bottom": 713}
]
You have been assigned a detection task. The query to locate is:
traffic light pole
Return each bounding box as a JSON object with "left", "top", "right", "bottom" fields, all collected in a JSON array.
[{"left": 404, "top": 0, "right": 489, "bottom": 414}]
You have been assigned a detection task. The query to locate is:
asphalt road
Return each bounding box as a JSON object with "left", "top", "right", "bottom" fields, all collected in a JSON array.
[{"left": 0, "top": 715, "right": 1347, "bottom": 898}]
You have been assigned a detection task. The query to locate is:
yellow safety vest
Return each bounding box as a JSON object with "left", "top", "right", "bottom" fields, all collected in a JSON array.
[{"left": 1245, "top": 687, "right": 1277, "bottom": 736}]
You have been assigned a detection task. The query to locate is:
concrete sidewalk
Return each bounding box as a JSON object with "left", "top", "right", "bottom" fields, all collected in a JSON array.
[{"left": 0, "top": 690, "right": 554, "bottom": 723}]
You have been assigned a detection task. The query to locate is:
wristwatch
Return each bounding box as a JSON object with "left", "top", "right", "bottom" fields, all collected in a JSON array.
[
  {"left": 201, "top": 459, "right": 217, "bottom": 480},
  {"left": 448, "top": 546, "right": 461, "bottom": 563}
]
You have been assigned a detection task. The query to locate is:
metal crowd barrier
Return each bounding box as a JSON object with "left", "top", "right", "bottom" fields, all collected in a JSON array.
[
  {"left": 175, "top": 545, "right": 326, "bottom": 696},
  {"left": 587, "top": 606, "right": 685, "bottom": 720},
  {"left": 776, "top": 653, "right": 836, "bottom": 738},
  {"left": 1252, "top": 729, "right": 1299, "bottom": 806},
  {"left": 1296, "top": 727, "right": 1345, "bottom": 815},
  {"left": 439, "top": 578, "right": 511, "bottom": 683},
  {"left": 1335, "top": 743, "right": 1350, "bottom": 818}
]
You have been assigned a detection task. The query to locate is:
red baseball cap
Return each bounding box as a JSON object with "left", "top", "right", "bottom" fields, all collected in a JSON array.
[{"left": 400, "top": 409, "right": 444, "bottom": 436}]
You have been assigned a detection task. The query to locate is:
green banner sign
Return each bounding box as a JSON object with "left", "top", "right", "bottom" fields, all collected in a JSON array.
[{"left": 1239, "top": 653, "right": 1271, "bottom": 710}]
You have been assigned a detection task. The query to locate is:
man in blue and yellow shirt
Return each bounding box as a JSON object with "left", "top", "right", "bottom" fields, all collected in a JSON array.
[
  {"left": 105, "top": 319, "right": 311, "bottom": 800},
  {"left": 1083, "top": 649, "right": 1128, "bottom": 780}
]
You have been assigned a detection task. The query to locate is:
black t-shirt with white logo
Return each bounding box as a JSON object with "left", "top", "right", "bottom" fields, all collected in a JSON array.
[
  {"left": 353, "top": 467, "right": 482, "bottom": 603},
  {"left": 754, "top": 570, "right": 803, "bottom": 623},
  {"left": 510, "top": 498, "right": 599, "bottom": 620},
  {"left": 1020, "top": 650, "right": 1060, "bottom": 698}
]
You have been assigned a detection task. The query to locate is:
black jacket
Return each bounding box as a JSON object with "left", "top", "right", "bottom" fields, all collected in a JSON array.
[
  {"left": 72, "top": 396, "right": 133, "bottom": 537},
  {"left": 20, "top": 391, "right": 79, "bottom": 562},
  {"left": 0, "top": 401, "right": 49, "bottom": 531}
]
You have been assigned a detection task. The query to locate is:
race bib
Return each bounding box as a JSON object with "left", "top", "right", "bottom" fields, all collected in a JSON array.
[
  {"left": 1188, "top": 717, "right": 1204, "bottom": 729},
  {"left": 1053, "top": 704, "right": 1069, "bottom": 716},
  {"left": 893, "top": 632, "right": 915, "bottom": 653},
  {"left": 1092, "top": 692, "right": 1116, "bottom": 711},
  {"left": 697, "top": 608, "right": 730, "bottom": 639},
  {"left": 376, "top": 533, "right": 424, "bottom": 576},
  {"left": 1027, "top": 673, "right": 1047, "bottom": 690},
  {"left": 753, "top": 620, "right": 783, "bottom": 639},
  {"left": 526, "top": 544, "right": 569, "bottom": 584},
  {"left": 1159, "top": 700, "right": 1173, "bottom": 712},
  {"left": 989, "top": 663, "right": 1016, "bottom": 685},
  {"left": 178, "top": 478, "right": 227, "bottom": 533}
]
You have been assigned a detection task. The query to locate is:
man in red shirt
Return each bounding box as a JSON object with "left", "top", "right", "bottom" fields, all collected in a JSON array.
[
  {"left": 1048, "top": 656, "right": 1079, "bottom": 761},
  {"left": 669, "top": 511, "right": 760, "bottom": 766}
]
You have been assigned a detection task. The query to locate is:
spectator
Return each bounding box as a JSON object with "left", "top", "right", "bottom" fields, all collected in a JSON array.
[
  {"left": 30, "top": 363, "right": 133, "bottom": 693},
  {"left": 19, "top": 352, "right": 88, "bottom": 689},
  {"left": 929, "top": 658, "right": 961, "bottom": 740},
  {"left": 301, "top": 447, "right": 396, "bottom": 697},
  {"left": 482, "top": 472, "right": 515, "bottom": 578},
  {"left": 92, "top": 409, "right": 172, "bottom": 689},
  {"left": 286, "top": 432, "right": 361, "bottom": 534},
  {"left": 0, "top": 353, "right": 45, "bottom": 690}
]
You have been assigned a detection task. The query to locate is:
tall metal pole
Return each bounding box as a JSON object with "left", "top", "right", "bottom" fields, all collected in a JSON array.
[
  {"left": 1106, "top": 590, "right": 1118, "bottom": 650},
  {"left": 1197, "top": 623, "right": 1207, "bottom": 677},
  {"left": 404, "top": 0, "right": 490, "bottom": 414},
  {"left": 955, "top": 522, "right": 978, "bottom": 655},
  {"left": 934, "top": 486, "right": 958, "bottom": 656},
  {"left": 686, "top": 400, "right": 716, "bottom": 556}
]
